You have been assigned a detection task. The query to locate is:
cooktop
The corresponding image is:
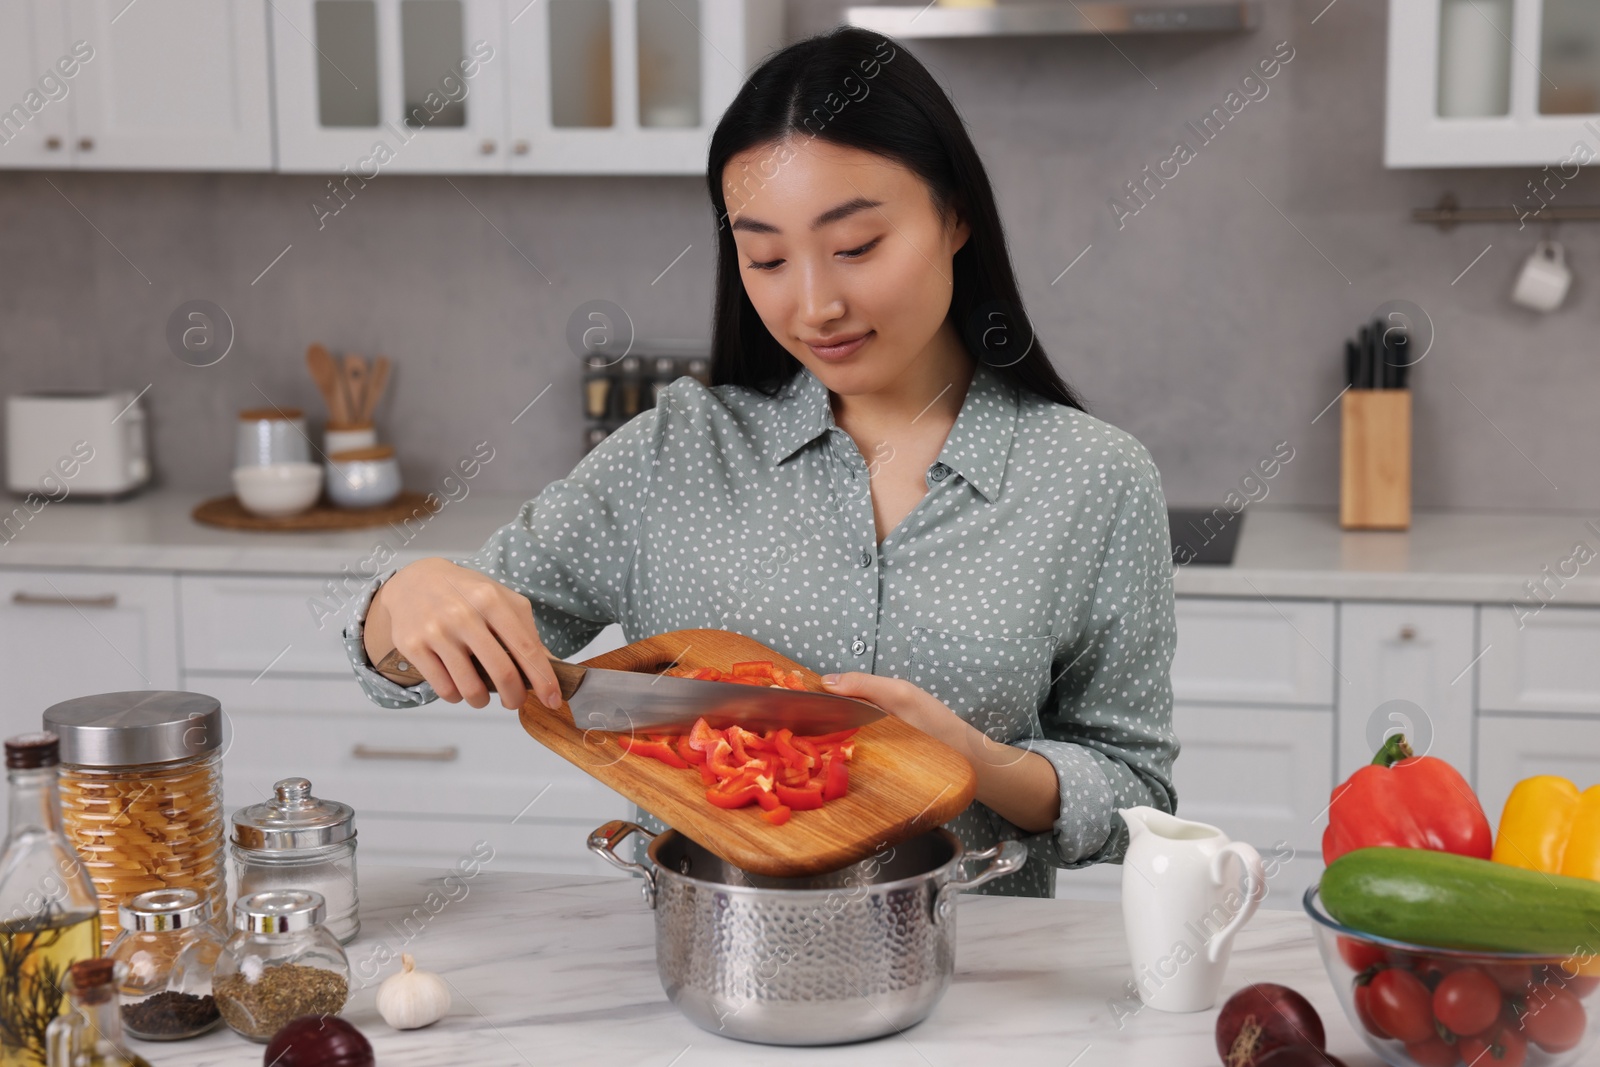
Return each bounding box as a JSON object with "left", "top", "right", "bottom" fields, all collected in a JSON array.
[{"left": 1167, "top": 507, "right": 1243, "bottom": 566}]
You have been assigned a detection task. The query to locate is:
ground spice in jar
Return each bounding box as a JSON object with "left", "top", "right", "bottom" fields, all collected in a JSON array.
[
  {"left": 121, "top": 990, "right": 221, "bottom": 1038},
  {"left": 214, "top": 963, "right": 349, "bottom": 1040}
]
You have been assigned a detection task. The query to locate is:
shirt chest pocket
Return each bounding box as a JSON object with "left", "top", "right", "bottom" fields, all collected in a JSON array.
[{"left": 905, "top": 626, "right": 1057, "bottom": 732}]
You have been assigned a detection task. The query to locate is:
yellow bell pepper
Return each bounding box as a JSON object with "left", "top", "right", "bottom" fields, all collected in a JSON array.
[{"left": 1492, "top": 774, "right": 1600, "bottom": 880}]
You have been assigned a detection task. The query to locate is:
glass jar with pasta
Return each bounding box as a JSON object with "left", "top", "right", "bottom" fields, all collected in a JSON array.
[{"left": 43, "top": 692, "right": 226, "bottom": 952}]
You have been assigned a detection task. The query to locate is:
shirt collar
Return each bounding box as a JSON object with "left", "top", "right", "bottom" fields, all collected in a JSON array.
[{"left": 767, "top": 360, "right": 1020, "bottom": 504}]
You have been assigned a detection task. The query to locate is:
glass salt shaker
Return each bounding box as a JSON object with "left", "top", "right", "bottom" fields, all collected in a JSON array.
[
  {"left": 230, "top": 776, "right": 359, "bottom": 943},
  {"left": 106, "top": 887, "right": 225, "bottom": 1040},
  {"left": 214, "top": 889, "right": 350, "bottom": 1043}
]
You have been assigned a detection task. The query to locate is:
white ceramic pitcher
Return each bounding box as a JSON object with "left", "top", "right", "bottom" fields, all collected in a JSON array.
[{"left": 1118, "top": 806, "right": 1265, "bottom": 1013}]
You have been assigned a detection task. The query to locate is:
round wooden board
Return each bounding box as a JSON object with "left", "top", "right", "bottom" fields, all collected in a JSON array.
[{"left": 192, "top": 490, "right": 439, "bottom": 532}]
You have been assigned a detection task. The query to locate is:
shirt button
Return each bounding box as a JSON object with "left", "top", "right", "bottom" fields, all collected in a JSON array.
[
  {"left": 858, "top": 551, "right": 873, "bottom": 568},
  {"left": 929, "top": 464, "right": 950, "bottom": 482},
  {"left": 851, "top": 638, "right": 867, "bottom": 656}
]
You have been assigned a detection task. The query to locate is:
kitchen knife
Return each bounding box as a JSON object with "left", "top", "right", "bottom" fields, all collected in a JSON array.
[
  {"left": 371, "top": 647, "right": 884, "bottom": 734},
  {"left": 1356, "top": 326, "right": 1371, "bottom": 389},
  {"left": 1393, "top": 331, "right": 1411, "bottom": 390},
  {"left": 1344, "top": 340, "right": 1359, "bottom": 389}
]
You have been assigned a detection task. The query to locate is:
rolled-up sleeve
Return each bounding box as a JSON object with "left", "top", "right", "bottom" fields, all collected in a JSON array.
[
  {"left": 1021, "top": 456, "right": 1179, "bottom": 868},
  {"left": 342, "top": 409, "right": 660, "bottom": 707}
]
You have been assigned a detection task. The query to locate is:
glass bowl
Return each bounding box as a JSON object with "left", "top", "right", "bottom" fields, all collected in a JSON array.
[{"left": 1305, "top": 886, "right": 1600, "bottom": 1067}]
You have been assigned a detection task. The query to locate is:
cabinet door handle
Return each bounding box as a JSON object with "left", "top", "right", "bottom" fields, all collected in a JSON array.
[
  {"left": 44, "top": 135, "right": 62, "bottom": 150},
  {"left": 1398, "top": 625, "right": 1418, "bottom": 641},
  {"left": 479, "top": 138, "right": 497, "bottom": 155},
  {"left": 512, "top": 139, "right": 530, "bottom": 155},
  {"left": 351, "top": 743, "right": 459, "bottom": 762},
  {"left": 77, "top": 136, "right": 94, "bottom": 151},
  {"left": 12, "top": 592, "right": 118, "bottom": 609}
]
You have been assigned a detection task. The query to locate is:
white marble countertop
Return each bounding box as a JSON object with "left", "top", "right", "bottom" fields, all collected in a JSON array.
[
  {"left": 134, "top": 864, "right": 1383, "bottom": 1067},
  {"left": 4, "top": 487, "right": 1597, "bottom": 605}
]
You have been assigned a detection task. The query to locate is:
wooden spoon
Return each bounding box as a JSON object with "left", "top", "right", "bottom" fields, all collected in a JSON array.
[
  {"left": 305, "top": 343, "right": 346, "bottom": 424},
  {"left": 342, "top": 354, "right": 368, "bottom": 427},
  {"left": 363, "top": 356, "right": 391, "bottom": 424}
]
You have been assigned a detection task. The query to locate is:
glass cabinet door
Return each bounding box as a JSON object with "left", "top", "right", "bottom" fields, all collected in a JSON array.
[
  {"left": 1538, "top": 0, "right": 1600, "bottom": 114},
  {"left": 274, "top": 0, "right": 506, "bottom": 173}
]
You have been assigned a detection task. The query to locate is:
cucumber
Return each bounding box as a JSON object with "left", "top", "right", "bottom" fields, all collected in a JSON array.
[{"left": 1321, "top": 846, "right": 1600, "bottom": 956}]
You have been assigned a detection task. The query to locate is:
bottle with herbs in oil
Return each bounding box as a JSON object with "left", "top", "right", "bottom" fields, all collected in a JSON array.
[{"left": 0, "top": 733, "right": 102, "bottom": 1067}]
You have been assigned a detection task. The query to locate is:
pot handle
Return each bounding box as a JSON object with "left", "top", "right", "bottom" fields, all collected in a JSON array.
[
  {"left": 934, "top": 840, "right": 1028, "bottom": 925},
  {"left": 587, "top": 820, "right": 659, "bottom": 909}
]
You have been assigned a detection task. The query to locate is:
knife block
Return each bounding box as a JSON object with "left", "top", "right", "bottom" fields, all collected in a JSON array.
[{"left": 1340, "top": 389, "right": 1411, "bottom": 530}]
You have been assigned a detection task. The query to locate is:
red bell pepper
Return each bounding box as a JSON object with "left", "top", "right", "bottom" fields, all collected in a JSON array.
[
  {"left": 761, "top": 804, "right": 792, "bottom": 825},
  {"left": 822, "top": 753, "right": 849, "bottom": 801},
  {"left": 775, "top": 780, "right": 825, "bottom": 810},
  {"left": 1322, "top": 734, "right": 1493, "bottom": 865},
  {"left": 617, "top": 736, "right": 691, "bottom": 769},
  {"left": 674, "top": 735, "right": 706, "bottom": 765},
  {"left": 730, "top": 660, "right": 775, "bottom": 678},
  {"left": 687, "top": 718, "right": 722, "bottom": 752}
]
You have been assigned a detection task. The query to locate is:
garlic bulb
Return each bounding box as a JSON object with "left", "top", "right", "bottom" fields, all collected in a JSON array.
[{"left": 376, "top": 954, "right": 451, "bottom": 1030}]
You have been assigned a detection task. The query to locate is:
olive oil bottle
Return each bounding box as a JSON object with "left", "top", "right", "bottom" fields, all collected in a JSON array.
[{"left": 0, "top": 734, "right": 102, "bottom": 1067}]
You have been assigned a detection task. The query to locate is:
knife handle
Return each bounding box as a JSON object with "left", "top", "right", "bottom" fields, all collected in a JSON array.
[{"left": 372, "top": 647, "right": 586, "bottom": 702}]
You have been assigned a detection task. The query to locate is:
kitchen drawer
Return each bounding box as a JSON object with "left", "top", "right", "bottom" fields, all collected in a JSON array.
[
  {"left": 203, "top": 676, "right": 627, "bottom": 824},
  {"left": 1172, "top": 597, "right": 1335, "bottom": 707},
  {"left": 1170, "top": 703, "right": 1334, "bottom": 851},
  {"left": 180, "top": 574, "right": 356, "bottom": 675},
  {"left": 350, "top": 814, "right": 628, "bottom": 877},
  {"left": 1479, "top": 605, "right": 1600, "bottom": 716},
  {"left": 1337, "top": 603, "right": 1475, "bottom": 782},
  {"left": 0, "top": 568, "right": 179, "bottom": 732},
  {"left": 1476, "top": 714, "right": 1600, "bottom": 829}
]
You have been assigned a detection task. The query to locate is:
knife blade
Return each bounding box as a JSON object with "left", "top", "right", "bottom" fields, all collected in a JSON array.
[{"left": 371, "top": 648, "right": 884, "bottom": 734}]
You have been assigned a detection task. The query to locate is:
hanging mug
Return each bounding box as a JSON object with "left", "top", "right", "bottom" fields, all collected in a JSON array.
[{"left": 1511, "top": 240, "right": 1571, "bottom": 312}]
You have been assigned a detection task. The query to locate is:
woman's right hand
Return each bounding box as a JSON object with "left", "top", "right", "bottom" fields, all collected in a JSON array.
[{"left": 362, "top": 558, "right": 563, "bottom": 711}]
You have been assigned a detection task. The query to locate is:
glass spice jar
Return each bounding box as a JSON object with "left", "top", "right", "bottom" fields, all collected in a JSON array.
[
  {"left": 214, "top": 889, "right": 350, "bottom": 1043},
  {"left": 230, "top": 777, "right": 359, "bottom": 944},
  {"left": 106, "top": 887, "right": 224, "bottom": 1040},
  {"left": 43, "top": 691, "right": 226, "bottom": 952}
]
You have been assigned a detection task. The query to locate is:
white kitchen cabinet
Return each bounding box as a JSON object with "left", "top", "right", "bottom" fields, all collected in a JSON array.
[
  {"left": 1479, "top": 604, "right": 1600, "bottom": 715},
  {"left": 271, "top": 0, "right": 510, "bottom": 173},
  {"left": 1476, "top": 714, "right": 1600, "bottom": 827},
  {"left": 63, "top": 0, "right": 274, "bottom": 170},
  {"left": 506, "top": 0, "right": 784, "bottom": 174},
  {"left": 1336, "top": 602, "right": 1477, "bottom": 782},
  {"left": 1171, "top": 597, "right": 1335, "bottom": 707},
  {"left": 180, "top": 573, "right": 359, "bottom": 676},
  {"left": 0, "top": 569, "right": 180, "bottom": 734},
  {"left": 0, "top": 1, "right": 75, "bottom": 167},
  {"left": 1387, "top": 0, "right": 1600, "bottom": 167}
]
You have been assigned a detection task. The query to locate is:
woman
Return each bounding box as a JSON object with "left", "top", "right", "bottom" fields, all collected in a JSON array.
[{"left": 347, "top": 26, "right": 1178, "bottom": 896}]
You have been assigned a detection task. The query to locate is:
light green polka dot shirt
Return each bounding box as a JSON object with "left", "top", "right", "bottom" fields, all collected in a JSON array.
[{"left": 343, "top": 359, "right": 1179, "bottom": 896}]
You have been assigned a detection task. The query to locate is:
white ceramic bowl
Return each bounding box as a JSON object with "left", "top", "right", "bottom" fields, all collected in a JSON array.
[{"left": 232, "top": 463, "right": 323, "bottom": 518}]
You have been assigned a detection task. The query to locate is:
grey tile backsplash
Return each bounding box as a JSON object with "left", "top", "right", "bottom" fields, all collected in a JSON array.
[{"left": 0, "top": 2, "right": 1594, "bottom": 514}]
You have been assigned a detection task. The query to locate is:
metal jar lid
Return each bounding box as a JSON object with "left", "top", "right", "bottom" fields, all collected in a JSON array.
[
  {"left": 42, "top": 691, "right": 222, "bottom": 767},
  {"left": 234, "top": 889, "right": 326, "bottom": 934},
  {"left": 231, "top": 777, "right": 355, "bottom": 852},
  {"left": 119, "top": 887, "right": 212, "bottom": 932}
]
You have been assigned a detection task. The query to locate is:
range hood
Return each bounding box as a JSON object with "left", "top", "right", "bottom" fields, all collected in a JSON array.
[{"left": 844, "top": 2, "right": 1262, "bottom": 38}]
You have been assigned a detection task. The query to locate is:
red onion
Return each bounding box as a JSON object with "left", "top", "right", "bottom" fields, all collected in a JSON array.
[
  {"left": 263, "top": 1015, "right": 375, "bottom": 1067},
  {"left": 1215, "top": 983, "right": 1327, "bottom": 1067}
]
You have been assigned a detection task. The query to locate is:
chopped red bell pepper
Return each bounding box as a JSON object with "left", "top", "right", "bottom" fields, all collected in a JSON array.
[
  {"left": 687, "top": 718, "right": 723, "bottom": 752},
  {"left": 706, "top": 739, "right": 746, "bottom": 778},
  {"left": 730, "top": 660, "right": 775, "bottom": 678},
  {"left": 761, "top": 804, "right": 792, "bottom": 826},
  {"left": 775, "top": 780, "right": 825, "bottom": 810},
  {"left": 823, "top": 754, "right": 849, "bottom": 801},
  {"left": 617, "top": 736, "right": 691, "bottom": 769},
  {"left": 806, "top": 728, "right": 860, "bottom": 746},
  {"left": 675, "top": 735, "right": 706, "bottom": 765},
  {"left": 697, "top": 760, "right": 718, "bottom": 786}
]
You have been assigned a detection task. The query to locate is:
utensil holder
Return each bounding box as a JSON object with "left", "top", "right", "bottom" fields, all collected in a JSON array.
[{"left": 1340, "top": 389, "right": 1411, "bottom": 530}]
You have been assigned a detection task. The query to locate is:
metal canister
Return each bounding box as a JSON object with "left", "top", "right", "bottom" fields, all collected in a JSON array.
[
  {"left": 229, "top": 777, "right": 359, "bottom": 944},
  {"left": 44, "top": 691, "right": 227, "bottom": 951}
]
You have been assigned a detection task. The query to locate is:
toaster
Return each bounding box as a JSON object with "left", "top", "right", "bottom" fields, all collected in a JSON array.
[{"left": 6, "top": 391, "right": 151, "bottom": 497}]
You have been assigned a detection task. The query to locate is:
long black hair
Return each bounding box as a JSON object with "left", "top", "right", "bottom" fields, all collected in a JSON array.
[{"left": 705, "top": 25, "right": 1084, "bottom": 410}]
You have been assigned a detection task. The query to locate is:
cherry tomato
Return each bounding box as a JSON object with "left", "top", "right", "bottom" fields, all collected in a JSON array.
[
  {"left": 1541, "top": 962, "right": 1600, "bottom": 997},
  {"left": 1404, "top": 1036, "right": 1461, "bottom": 1067},
  {"left": 1520, "top": 985, "right": 1587, "bottom": 1054},
  {"left": 1458, "top": 1026, "right": 1527, "bottom": 1067},
  {"left": 1488, "top": 963, "right": 1535, "bottom": 996},
  {"left": 1414, "top": 955, "right": 1459, "bottom": 991},
  {"left": 1433, "top": 968, "right": 1502, "bottom": 1037},
  {"left": 1369, "top": 967, "right": 1437, "bottom": 1044},
  {"left": 1338, "top": 936, "right": 1388, "bottom": 973},
  {"left": 1354, "top": 982, "right": 1391, "bottom": 1039}
]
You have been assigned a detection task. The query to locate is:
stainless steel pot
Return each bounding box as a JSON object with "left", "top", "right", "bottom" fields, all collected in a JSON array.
[{"left": 587, "top": 820, "right": 1027, "bottom": 1046}]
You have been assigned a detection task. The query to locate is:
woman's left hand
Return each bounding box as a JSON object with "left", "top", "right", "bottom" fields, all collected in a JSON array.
[{"left": 821, "top": 672, "right": 968, "bottom": 751}]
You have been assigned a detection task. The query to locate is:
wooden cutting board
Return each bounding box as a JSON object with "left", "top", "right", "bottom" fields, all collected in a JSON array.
[{"left": 518, "top": 629, "right": 978, "bottom": 878}]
